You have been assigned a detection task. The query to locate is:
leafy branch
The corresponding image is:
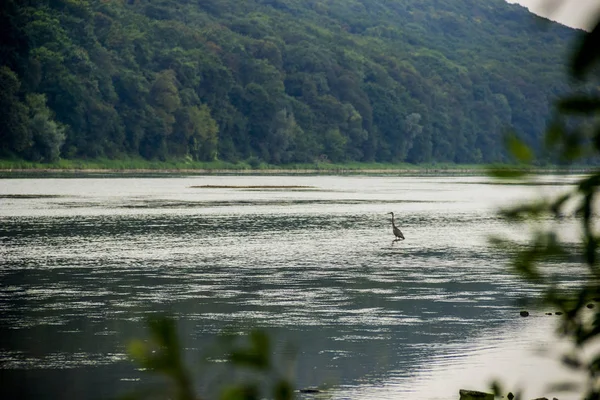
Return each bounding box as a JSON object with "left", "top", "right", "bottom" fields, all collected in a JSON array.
[
  {"left": 489, "top": 11, "right": 600, "bottom": 398},
  {"left": 127, "top": 316, "right": 294, "bottom": 400}
]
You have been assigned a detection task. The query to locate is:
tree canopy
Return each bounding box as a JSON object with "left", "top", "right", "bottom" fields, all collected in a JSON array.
[{"left": 0, "top": 0, "right": 581, "bottom": 164}]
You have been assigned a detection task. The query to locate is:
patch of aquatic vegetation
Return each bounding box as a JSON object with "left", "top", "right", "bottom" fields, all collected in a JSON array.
[
  {"left": 0, "top": 194, "right": 65, "bottom": 199},
  {"left": 244, "top": 188, "right": 325, "bottom": 192},
  {"left": 117, "top": 198, "right": 438, "bottom": 209},
  {"left": 190, "top": 185, "right": 318, "bottom": 190},
  {"left": 457, "top": 180, "right": 578, "bottom": 186},
  {"left": 53, "top": 201, "right": 105, "bottom": 208}
]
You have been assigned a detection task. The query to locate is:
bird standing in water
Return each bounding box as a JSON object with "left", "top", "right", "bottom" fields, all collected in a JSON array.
[{"left": 387, "top": 212, "right": 405, "bottom": 241}]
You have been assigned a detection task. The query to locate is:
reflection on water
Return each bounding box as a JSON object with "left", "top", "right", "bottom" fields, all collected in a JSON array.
[
  {"left": 341, "top": 316, "right": 587, "bottom": 400},
  {"left": 0, "top": 175, "right": 586, "bottom": 399}
]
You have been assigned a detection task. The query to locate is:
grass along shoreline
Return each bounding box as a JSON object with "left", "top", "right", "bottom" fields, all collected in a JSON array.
[{"left": 0, "top": 158, "right": 591, "bottom": 175}]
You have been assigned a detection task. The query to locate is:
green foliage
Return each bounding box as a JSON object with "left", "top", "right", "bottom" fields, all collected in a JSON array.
[
  {"left": 0, "top": 65, "right": 67, "bottom": 161},
  {"left": 129, "top": 317, "right": 194, "bottom": 400},
  {"left": 268, "top": 108, "right": 301, "bottom": 163},
  {"left": 128, "top": 316, "right": 294, "bottom": 400},
  {"left": 173, "top": 105, "right": 219, "bottom": 161},
  {"left": 570, "top": 19, "right": 600, "bottom": 80},
  {"left": 489, "top": 15, "right": 600, "bottom": 398},
  {"left": 323, "top": 128, "right": 347, "bottom": 162},
  {"left": 151, "top": 70, "right": 181, "bottom": 114},
  {"left": 505, "top": 134, "right": 534, "bottom": 164},
  {"left": 0, "top": 0, "right": 581, "bottom": 165},
  {"left": 0, "top": 66, "right": 30, "bottom": 155},
  {"left": 25, "top": 93, "right": 66, "bottom": 162}
]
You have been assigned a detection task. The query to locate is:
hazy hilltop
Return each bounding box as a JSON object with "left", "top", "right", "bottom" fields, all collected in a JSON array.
[
  {"left": 509, "top": 0, "right": 600, "bottom": 30},
  {"left": 0, "top": 0, "right": 578, "bottom": 165}
]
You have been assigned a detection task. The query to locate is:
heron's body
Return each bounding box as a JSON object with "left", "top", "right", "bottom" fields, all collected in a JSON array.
[{"left": 388, "top": 212, "right": 405, "bottom": 240}]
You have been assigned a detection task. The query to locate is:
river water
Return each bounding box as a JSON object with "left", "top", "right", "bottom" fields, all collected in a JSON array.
[{"left": 0, "top": 174, "right": 589, "bottom": 399}]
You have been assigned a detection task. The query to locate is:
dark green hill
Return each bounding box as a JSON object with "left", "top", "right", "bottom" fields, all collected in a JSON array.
[{"left": 0, "top": 0, "right": 579, "bottom": 165}]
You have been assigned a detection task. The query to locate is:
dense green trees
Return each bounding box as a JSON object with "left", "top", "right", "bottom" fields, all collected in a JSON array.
[{"left": 0, "top": 0, "right": 581, "bottom": 165}]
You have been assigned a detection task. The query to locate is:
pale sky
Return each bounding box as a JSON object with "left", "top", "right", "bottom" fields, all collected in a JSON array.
[{"left": 507, "top": 0, "right": 600, "bottom": 30}]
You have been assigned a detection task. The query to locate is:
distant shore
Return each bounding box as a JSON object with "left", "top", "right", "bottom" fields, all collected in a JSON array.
[
  {"left": 2, "top": 167, "right": 485, "bottom": 174},
  {"left": 0, "top": 167, "right": 593, "bottom": 176},
  {"left": 0, "top": 159, "right": 593, "bottom": 175}
]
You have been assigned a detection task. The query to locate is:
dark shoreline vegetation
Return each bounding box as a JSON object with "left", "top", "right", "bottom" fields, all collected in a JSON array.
[{"left": 0, "top": 158, "right": 593, "bottom": 176}]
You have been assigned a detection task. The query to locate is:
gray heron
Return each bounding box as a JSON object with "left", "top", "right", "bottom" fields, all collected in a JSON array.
[{"left": 387, "top": 212, "right": 405, "bottom": 241}]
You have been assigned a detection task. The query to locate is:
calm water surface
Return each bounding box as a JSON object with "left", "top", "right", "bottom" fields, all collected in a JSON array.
[{"left": 0, "top": 175, "right": 588, "bottom": 399}]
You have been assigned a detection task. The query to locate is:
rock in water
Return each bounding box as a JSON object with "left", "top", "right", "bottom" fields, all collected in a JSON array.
[
  {"left": 459, "top": 389, "right": 494, "bottom": 400},
  {"left": 299, "top": 388, "right": 321, "bottom": 393}
]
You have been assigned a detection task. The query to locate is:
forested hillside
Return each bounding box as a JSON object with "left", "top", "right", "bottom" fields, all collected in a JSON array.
[{"left": 0, "top": 0, "right": 577, "bottom": 164}]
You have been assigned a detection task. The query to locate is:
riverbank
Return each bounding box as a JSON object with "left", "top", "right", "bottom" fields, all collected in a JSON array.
[
  {"left": 0, "top": 158, "right": 592, "bottom": 175},
  {"left": 2, "top": 167, "right": 486, "bottom": 175}
]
